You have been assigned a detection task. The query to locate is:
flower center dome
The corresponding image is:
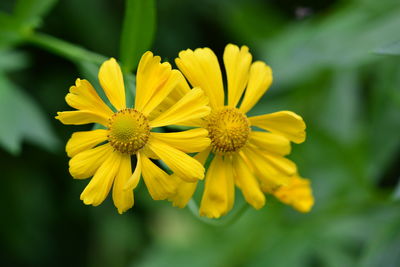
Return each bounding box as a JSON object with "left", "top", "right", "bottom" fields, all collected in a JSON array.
[
  {"left": 107, "top": 108, "right": 150, "bottom": 154},
  {"left": 206, "top": 107, "right": 250, "bottom": 153}
]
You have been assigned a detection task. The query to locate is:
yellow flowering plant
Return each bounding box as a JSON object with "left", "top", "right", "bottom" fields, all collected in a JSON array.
[
  {"left": 56, "top": 52, "right": 211, "bottom": 214},
  {"left": 169, "top": 44, "right": 314, "bottom": 218}
]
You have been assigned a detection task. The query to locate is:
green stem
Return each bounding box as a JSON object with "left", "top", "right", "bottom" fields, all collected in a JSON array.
[
  {"left": 27, "top": 32, "right": 107, "bottom": 65},
  {"left": 188, "top": 199, "right": 249, "bottom": 227}
]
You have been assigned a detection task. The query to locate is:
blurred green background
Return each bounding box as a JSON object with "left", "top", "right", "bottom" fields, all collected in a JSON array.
[{"left": 1, "top": 0, "right": 400, "bottom": 266}]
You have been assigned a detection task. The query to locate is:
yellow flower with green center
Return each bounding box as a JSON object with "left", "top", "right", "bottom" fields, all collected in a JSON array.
[
  {"left": 169, "top": 44, "right": 314, "bottom": 218},
  {"left": 56, "top": 52, "right": 211, "bottom": 214}
]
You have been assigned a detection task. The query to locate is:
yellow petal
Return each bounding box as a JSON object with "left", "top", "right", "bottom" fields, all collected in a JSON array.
[
  {"left": 69, "top": 143, "right": 113, "bottom": 179},
  {"left": 147, "top": 136, "right": 205, "bottom": 182},
  {"left": 65, "top": 79, "right": 113, "bottom": 118},
  {"left": 80, "top": 151, "right": 121, "bottom": 206},
  {"left": 56, "top": 110, "right": 109, "bottom": 126},
  {"left": 168, "top": 149, "right": 210, "bottom": 208},
  {"left": 66, "top": 129, "right": 108, "bottom": 157},
  {"left": 112, "top": 154, "right": 134, "bottom": 214},
  {"left": 249, "top": 111, "right": 306, "bottom": 143},
  {"left": 140, "top": 152, "right": 177, "bottom": 200},
  {"left": 233, "top": 154, "right": 265, "bottom": 209},
  {"left": 239, "top": 61, "right": 273, "bottom": 114},
  {"left": 223, "top": 44, "right": 252, "bottom": 107},
  {"left": 149, "top": 87, "right": 210, "bottom": 128},
  {"left": 135, "top": 52, "right": 178, "bottom": 115},
  {"left": 176, "top": 48, "right": 224, "bottom": 109},
  {"left": 273, "top": 176, "right": 314, "bottom": 213},
  {"left": 98, "top": 58, "right": 126, "bottom": 110},
  {"left": 124, "top": 153, "right": 142, "bottom": 191},
  {"left": 199, "top": 155, "right": 235, "bottom": 218},
  {"left": 147, "top": 71, "right": 191, "bottom": 121},
  {"left": 248, "top": 131, "right": 291, "bottom": 156},
  {"left": 150, "top": 128, "right": 210, "bottom": 153},
  {"left": 241, "top": 147, "right": 292, "bottom": 189}
]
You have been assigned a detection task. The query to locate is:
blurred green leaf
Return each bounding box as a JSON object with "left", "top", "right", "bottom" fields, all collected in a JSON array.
[
  {"left": 120, "top": 0, "right": 156, "bottom": 72},
  {"left": 13, "top": 0, "right": 57, "bottom": 30},
  {"left": 0, "top": 49, "right": 29, "bottom": 71},
  {"left": 0, "top": 73, "right": 59, "bottom": 155},
  {"left": 375, "top": 40, "right": 400, "bottom": 56}
]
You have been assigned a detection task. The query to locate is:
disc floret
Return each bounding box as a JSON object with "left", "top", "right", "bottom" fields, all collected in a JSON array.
[
  {"left": 206, "top": 107, "right": 250, "bottom": 154},
  {"left": 107, "top": 108, "right": 150, "bottom": 154}
]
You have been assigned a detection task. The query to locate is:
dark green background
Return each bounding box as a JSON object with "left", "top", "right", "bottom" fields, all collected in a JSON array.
[{"left": 1, "top": 0, "right": 399, "bottom": 266}]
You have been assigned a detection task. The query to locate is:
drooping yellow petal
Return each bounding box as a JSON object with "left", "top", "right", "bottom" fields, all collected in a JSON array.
[
  {"left": 140, "top": 152, "right": 177, "bottom": 200},
  {"left": 112, "top": 154, "right": 134, "bottom": 214},
  {"left": 168, "top": 149, "right": 210, "bottom": 208},
  {"left": 98, "top": 58, "right": 126, "bottom": 110},
  {"left": 124, "top": 153, "right": 142, "bottom": 191},
  {"left": 147, "top": 136, "right": 205, "bottom": 182},
  {"left": 69, "top": 143, "right": 113, "bottom": 179},
  {"left": 135, "top": 52, "right": 178, "bottom": 115},
  {"left": 249, "top": 111, "right": 306, "bottom": 143},
  {"left": 150, "top": 128, "right": 210, "bottom": 153},
  {"left": 248, "top": 131, "right": 291, "bottom": 156},
  {"left": 199, "top": 155, "right": 235, "bottom": 218},
  {"left": 224, "top": 44, "right": 252, "bottom": 107},
  {"left": 241, "top": 147, "right": 292, "bottom": 189},
  {"left": 80, "top": 150, "right": 121, "bottom": 206},
  {"left": 240, "top": 61, "right": 273, "bottom": 114},
  {"left": 64, "top": 79, "right": 113, "bottom": 121},
  {"left": 56, "top": 110, "right": 109, "bottom": 126},
  {"left": 233, "top": 154, "right": 265, "bottom": 209},
  {"left": 66, "top": 129, "right": 108, "bottom": 157},
  {"left": 149, "top": 87, "right": 210, "bottom": 128},
  {"left": 176, "top": 48, "right": 224, "bottom": 109},
  {"left": 273, "top": 176, "right": 314, "bottom": 213}
]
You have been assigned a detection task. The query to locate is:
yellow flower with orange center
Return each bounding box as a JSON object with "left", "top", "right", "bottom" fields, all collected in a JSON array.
[
  {"left": 56, "top": 52, "right": 211, "bottom": 214},
  {"left": 169, "top": 44, "right": 314, "bottom": 218}
]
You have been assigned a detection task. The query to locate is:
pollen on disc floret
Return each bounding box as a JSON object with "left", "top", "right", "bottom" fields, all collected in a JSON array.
[
  {"left": 206, "top": 107, "right": 251, "bottom": 154},
  {"left": 107, "top": 108, "right": 150, "bottom": 154}
]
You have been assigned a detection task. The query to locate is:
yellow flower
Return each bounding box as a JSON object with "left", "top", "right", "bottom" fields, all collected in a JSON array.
[
  {"left": 56, "top": 52, "right": 211, "bottom": 214},
  {"left": 169, "top": 44, "right": 313, "bottom": 218}
]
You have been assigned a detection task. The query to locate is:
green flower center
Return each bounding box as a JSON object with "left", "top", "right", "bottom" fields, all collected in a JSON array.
[{"left": 107, "top": 108, "right": 150, "bottom": 154}]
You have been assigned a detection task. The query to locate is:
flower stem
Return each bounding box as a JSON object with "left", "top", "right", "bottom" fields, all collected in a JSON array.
[{"left": 27, "top": 32, "right": 107, "bottom": 65}]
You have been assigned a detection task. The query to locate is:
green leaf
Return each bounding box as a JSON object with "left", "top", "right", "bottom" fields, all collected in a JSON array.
[
  {"left": 13, "top": 0, "right": 57, "bottom": 30},
  {"left": 375, "top": 40, "right": 400, "bottom": 56},
  {"left": 119, "top": 0, "right": 156, "bottom": 72},
  {"left": 0, "top": 73, "right": 59, "bottom": 155}
]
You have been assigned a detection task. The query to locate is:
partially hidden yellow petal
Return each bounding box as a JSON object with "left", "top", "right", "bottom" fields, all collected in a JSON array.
[
  {"left": 150, "top": 128, "right": 210, "bottom": 153},
  {"left": 239, "top": 61, "right": 273, "bottom": 114},
  {"left": 65, "top": 79, "right": 113, "bottom": 117},
  {"left": 223, "top": 44, "right": 252, "bottom": 107},
  {"left": 249, "top": 111, "right": 306, "bottom": 144},
  {"left": 168, "top": 149, "right": 211, "bottom": 208},
  {"left": 147, "top": 136, "right": 205, "bottom": 182},
  {"left": 273, "top": 176, "right": 314, "bottom": 213},
  {"left": 176, "top": 48, "right": 224, "bottom": 109},
  {"left": 233, "top": 154, "right": 265, "bottom": 209},
  {"left": 149, "top": 87, "right": 210, "bottom": 128},
  {"left": 124, "top": 153, "right": 142, "bottom": 191},
  {"left": 135, "top": 52, "right": 178, "bottom": 115},
  {"left": 69, "top": 143, "right": 113, "bottom": 179},
  {"left": 248, "top": 131, "right": 291, "bottom": 156},
  {"left": 140, "top": 152, "right": 177, "bottom": 200},
  {"left": 56, "top": 110, "right": 109, "bottom": 126},
  {"left": 112, "top": 154, "right": 134, "bottom": 214},
  {"left": 66, "top": 129, "right": 108, "bottom": 157},
  {"left": 199, "top": 155, "right": 235, "bottom": 218},
  {"left": 241, "top": 147, "right": 293, "bottom": 190},
  {"left": 98, "top": 58, "right": 126, "bottom": 110},
  {"left": 80, "top": 151, "right": 121, "bottom": 206}
]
